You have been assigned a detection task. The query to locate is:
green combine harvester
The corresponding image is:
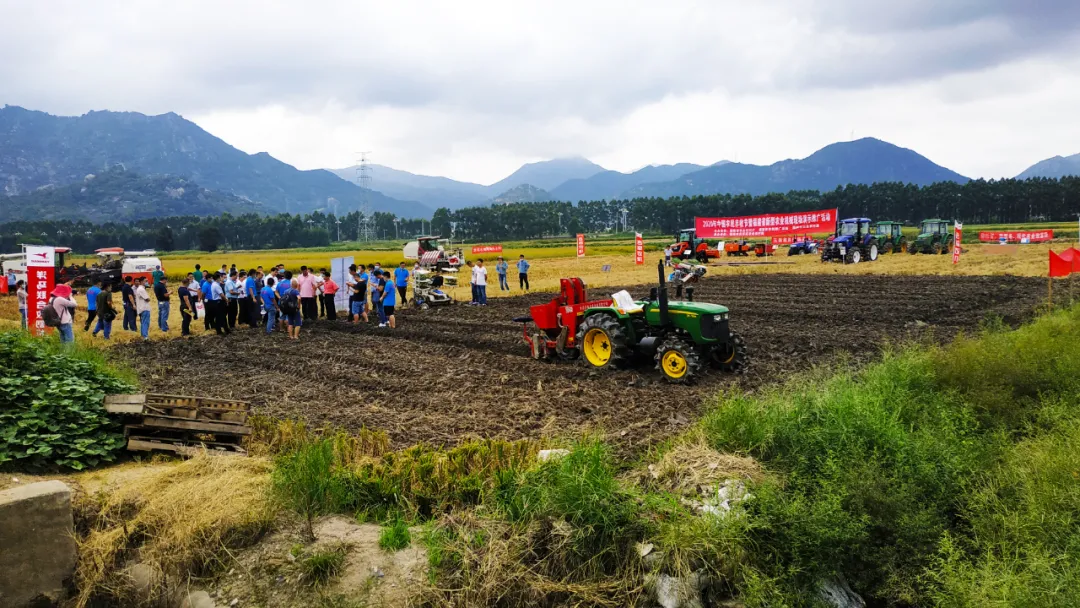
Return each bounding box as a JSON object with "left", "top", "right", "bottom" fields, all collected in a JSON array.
[{"left": 909, "top": 219, "right": 954, "bottom": 254}]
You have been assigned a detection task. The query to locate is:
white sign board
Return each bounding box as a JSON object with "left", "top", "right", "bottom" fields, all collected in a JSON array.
[
  {"left": 330, "top": 256, "right": 353, "bottom": 312},
  {"left": 25, "top": 246, "right": 55, "bottom": 268}
]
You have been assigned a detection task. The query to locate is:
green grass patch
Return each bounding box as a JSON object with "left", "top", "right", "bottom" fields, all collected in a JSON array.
[
  {"left": 299, "top": 544, "right": 348, "bottom": 585},
  {"left": 378, "top": 518, "right": 412, "bottom": 552}
]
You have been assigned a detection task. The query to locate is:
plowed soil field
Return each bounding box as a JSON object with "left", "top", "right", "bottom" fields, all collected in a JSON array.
[{"left": 116, "top": 273, "right": 1046, "bottom": 450}]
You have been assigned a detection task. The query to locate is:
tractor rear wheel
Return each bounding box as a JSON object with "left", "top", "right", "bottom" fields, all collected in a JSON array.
[
  {"left": 710, "top": 331, "right": 748, "bottom": 373},
  {"left": 576, "top": 314, "right": 629, "bottom": 371},
  {"left": 654, "top": 335, "right": 702, "bottom": 383}
]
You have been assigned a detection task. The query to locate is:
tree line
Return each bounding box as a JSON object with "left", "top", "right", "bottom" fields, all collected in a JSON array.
[{"left": 2, "top": 176, "right": 1077, "bottom": 252}]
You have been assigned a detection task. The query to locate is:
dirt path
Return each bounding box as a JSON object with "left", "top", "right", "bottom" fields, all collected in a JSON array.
[{"left": 115, "top": 273, "right": 1046, "bottom": 451}]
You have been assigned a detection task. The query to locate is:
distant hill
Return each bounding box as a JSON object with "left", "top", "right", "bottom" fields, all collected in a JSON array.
[
  {"left": 549, "top": 162, "right": 712, "bottom": 201},
  {"left": 486, "top": 157, "right": 606, "bottom": 194},
  {"left": 329, "top": 164, "right": 489, "bottom": 210},
  {"left": 1016, "top": 153, "right": 1080, "bottom": 179},
  {"left": 491, "top": 184, "right": 551, "bottom": 204},
  {"left": 623, "top": 138, "right": 969, "bottom": 198},
  {"left": 0, "top": 167, "right": 263, "bottom": 222},
  {"left": 0, "top": 105, "right": 430, "bottom": 217}
]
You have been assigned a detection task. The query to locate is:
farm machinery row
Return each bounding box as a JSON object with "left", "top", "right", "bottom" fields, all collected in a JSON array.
[
  {"left": 514, "top": 261, "right": 747, "bottom": 383},
  {"left": 819, "top": 218, "right": 953, "bottom": 263}
]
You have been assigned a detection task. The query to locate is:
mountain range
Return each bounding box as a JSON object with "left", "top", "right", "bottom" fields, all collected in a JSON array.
[{"left": 2, "top": 104, "right": 1078, "bottom": 223}]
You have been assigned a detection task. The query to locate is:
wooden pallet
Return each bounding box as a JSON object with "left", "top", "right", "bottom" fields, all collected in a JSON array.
[{"left": 104, "top": 393, "right": 252, "bottom": 457}]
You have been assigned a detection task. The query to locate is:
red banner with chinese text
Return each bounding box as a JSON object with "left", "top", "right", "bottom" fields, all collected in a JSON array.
[
  {"left": 978, "top": 230, "right": 1053, "bottom": 243},
  {"left": 952, "top": 222, "right": 963, "bottom": 264},
  {"left": 26, "top": 245, "right": 56, "bottom": 336},
  {"left": 576, "top": 234, "right": 585, "bottom": 258},
  {"left": 471, "top": 244, "right": 503, "bottom": 254},
  {"left": 696, "top": 208, "right": 837, "bottom": 238},
  {"left": 634, "top": 233, "right": 644, "bottom": 265}
]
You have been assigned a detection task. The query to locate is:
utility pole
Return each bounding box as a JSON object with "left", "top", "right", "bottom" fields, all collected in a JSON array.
[{"left": 393, "top": 218, "right": 400, "bottom": 239}]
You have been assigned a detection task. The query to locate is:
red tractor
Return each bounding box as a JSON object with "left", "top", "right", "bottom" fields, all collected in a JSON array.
[{"left": 670, "top": 228, "right": 720, "bottom": 263}]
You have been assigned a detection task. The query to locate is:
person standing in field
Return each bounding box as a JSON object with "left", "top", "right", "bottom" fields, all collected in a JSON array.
[
  {"left": 368, "top": 264, "right": 381, "bottom": 319},
  {"left": 50, "top": 284, "right": 77, "bottom": 345},
  {"left": 246, "top": 269, "right": 260, "bottom": 327},
  {"left": 225, "top": 271, "right": 241, "bottom": 329},
  {"left": 151, "top": 265, "right": 164, "bottom": 289},
  {"left": 193, "top": 264, "right": 203, "bottom": 283},
  {"left": 83, "top": 280, "right": 101, "bottom": 332},
  {"left": 496, "top": 257, "right": 509, "bottom": 291},
  {"left": 474, "top": 259, "right": 488, "bottom": 306},
  {"left": 517, "top": 254, "right": 530, "bottom": 291},
  {"left": 296, "top": 266, "right": 318, "bottom": 322},
  {"left": 315, "top": 268, "right": 327, "bottom": 318},
  {"left": 374, "top": 270, "right": 389, "bottom": 327},
  {"left": 321, "top": 271, "right": 339, "bottom": 321},
  {"left": 282, "top": 279, "right": 302, "bottom": 339},
  {"left": 262, "top": 277, "right": 279, "bottom": 335},
  {"left": 465, "top": 261, "right": 478, "bottom": 305},
  {"left": 16, "top": 280, "right": 28, "bottom": 330},
  {"left": 394, "top": 262, "right": 409, "bottom": 304},
  {"left": 185, "top": 273, "right": 200, "bottom": 322},
  {"left": 277, "top": 271, "right": 293, "bottom": 332},
  {"left": 346, "top": 264, "right": 369, "bottom": 324},
  {"left": 153, "top": 276, "right": 170, "bottom": 332},
  {"left": 134, "top": 276, "right": 152, "bottom": 341},
  {"left": 178, "top": 277, "right": 193, "bottom": 337},
  {"left": 6, "top": 268, "right": 15, "bottom": 293},
  {"left": 92, "top": 282, "right": 116, "bottom": 340},
  {"left": 121, "top": 276, "right": 137, "bottom": 332},
  {"left": 664, "top": 246, "right": 672, "bottom": 267},
  {"left": 200, "top": 273, "right": 215, "bottom": 331},
  {"left": 211, "top": 272, "right": 230, "bottom": 336},
  {"left": 380, "top": 269, "right": 397, "bottom": 328}
]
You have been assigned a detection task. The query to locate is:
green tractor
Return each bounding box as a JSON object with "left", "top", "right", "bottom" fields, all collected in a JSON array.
[
  {"left": 517, "top": 261, "right": 748, "bottom": 383},
  {"left": 872, "top": 221, "right": 907, "bottom": 254},
  {"left": 908, "top": 219, "right": 953, "bottom": 255}
]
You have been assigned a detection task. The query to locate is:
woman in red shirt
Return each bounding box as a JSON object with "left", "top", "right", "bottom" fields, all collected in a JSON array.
[{"left": 320, "top": 272, "right": 339, "bottom": 321}]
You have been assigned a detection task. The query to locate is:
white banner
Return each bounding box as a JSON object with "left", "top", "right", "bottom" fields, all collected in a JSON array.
[{"left": 330, "top": 256, "right": 353, "bottom": 312}]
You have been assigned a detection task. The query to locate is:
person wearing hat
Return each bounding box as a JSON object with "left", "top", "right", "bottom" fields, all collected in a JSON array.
[{"left": 50, "top": 283, "right": 78, "bottom": 344}]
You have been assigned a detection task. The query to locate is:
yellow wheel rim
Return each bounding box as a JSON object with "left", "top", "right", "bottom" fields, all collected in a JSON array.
[
  {"left": 661, "top": 350, "right": 688, "bottom": 379},
  {"left": 720, "top": 346, "right": 736, "bottom": 364},
  {"left": 583, "top": 328, "right": 612, "bottom": 367}
]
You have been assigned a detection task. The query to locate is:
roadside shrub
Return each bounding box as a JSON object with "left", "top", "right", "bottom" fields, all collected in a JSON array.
[
  {"left": 271, "top": 438, "right": 343, "bottom": 539},
  {"left": 0, "top": 331, "right": 134, "bottom": 470},
  {"left": 378, "top": 518, "right": 412, "bottom": 551}
]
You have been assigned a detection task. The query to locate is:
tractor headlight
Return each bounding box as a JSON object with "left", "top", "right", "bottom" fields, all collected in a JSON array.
[{"left": 713, "top": 313, "right": 728, "bottom": 322}]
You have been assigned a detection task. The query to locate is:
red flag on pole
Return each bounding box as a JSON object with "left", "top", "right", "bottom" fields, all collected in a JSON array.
[
  {"left": 634, "top": 233, "right": 644, "bottom": 265},
  {"left": 1049, "top": 250, "right": 1073, "bottom": 277},
  {"left": 1058, "top": 247, "right": 1080, "bottom": 271}
]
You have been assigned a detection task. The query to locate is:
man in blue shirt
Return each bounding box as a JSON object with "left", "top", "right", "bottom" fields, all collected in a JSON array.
[
  {"left": 210, "top": 273, "right": 230, "bottom": 336},
  {"left": 200, "top": 275, "right": 214, "bottom": 331},
  {"left": 246, "top": 270, "right": 260, "bottom": 327},
  {"left": 495, "top": 257, "right": 509, "bottom": 291},
  {"left": 394, "top": 262, "right": 410, "bottom": 305},
  {"left": 261, "top": 277, "right": 279, "bottom": 335},
  {"left": 225, "top": 272, "right": 241, "bottom": 329},
  {"left": 381, "top": 269, "right": 397, "bottom": 329},
  {"left": 516, "top": 254, "right": 531, "bottom": 291},
  {"left": 84, "top": 280, "right": 101, "bottom": 331},
  {"left": 277, "top": 271, "right": 292, "bottom": 331}
]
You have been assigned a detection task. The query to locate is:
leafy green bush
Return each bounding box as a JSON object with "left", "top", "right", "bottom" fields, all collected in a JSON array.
[
  {"left": 378, "top": 518, "right": 412, "bottom": 552},
  {"left": 0, "top": 332, "right": 134, "bottom": 470}
]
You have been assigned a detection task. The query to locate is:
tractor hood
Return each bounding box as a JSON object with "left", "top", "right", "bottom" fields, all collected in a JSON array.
[
  {"left": 915, "top": 232, "right": 934, "bottom": 242},
  {"left": 832, "top": 234, "right": 856, "bottom": 246}
]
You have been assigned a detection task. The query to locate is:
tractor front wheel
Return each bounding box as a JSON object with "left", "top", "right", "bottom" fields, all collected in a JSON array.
[
  {"left": 908, "top": 244, "right": 919, "bottom": 255},
  {"left": 655, "top": 335, "right": 702, "bottom": 383},
  {"left": 576, "top": 314, "right": 629, "bottom": 371},
  {"left": 882, "top": 241, "right": 894, "bottom": 254},
  {"left": 846, "top": 248, "right": 862, "bottom": 264},
  {"left": 867, "top": 244, "right": 879, "bottom": 261},
  {"left": 710, "top": 331, "right": 748, "bottom": 373}
]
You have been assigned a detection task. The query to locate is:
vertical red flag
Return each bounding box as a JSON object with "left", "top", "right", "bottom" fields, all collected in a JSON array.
[
  {"left": 25, "top": 245, "right": 56, "bottom": 336},
  {"left": 1049, "top": 250, "right": 1073, "bottom": 277},
  {"left": 576, "top": 233, "right": 585, "bottom": 258},
  {"left": 634, "top": 233, "right": 644, "bottom": 265},
  {"left": 952, "top": 222, "right": 963, "bottom": 264}
]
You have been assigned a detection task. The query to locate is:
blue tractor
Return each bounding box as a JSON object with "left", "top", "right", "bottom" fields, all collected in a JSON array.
[{"left": 820, "top": 218, "right": 880, "bottom": 264}]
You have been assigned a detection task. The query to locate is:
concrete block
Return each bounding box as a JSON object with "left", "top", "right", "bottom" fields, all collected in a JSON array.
[{"left": 0, "top": 480, "right": 77, "bottom": 607}]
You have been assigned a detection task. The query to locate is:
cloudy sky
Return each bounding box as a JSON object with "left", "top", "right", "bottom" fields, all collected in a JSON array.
[{"left": 3, "top": 0, "right": 1079, "bottom": 184}]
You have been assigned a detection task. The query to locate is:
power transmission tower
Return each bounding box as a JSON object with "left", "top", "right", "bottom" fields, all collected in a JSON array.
[{"left": 355, "top": 152, "right": 375, "bottom": 241}]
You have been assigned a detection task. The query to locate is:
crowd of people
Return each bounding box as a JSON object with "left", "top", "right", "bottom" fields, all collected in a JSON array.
[{"left": 8, "top": 253, "right": 536, "bottom": 344}]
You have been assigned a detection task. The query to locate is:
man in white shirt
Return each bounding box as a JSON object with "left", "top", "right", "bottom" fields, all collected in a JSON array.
[
  {"left": 473, "top": 259, "right": 488, "bottom": 306},
  {"left": 313, "top": 269, "right": 326, "bottom": 318},
  {"left": 134, "top": 277, "right": 152, "bottom": 340}
]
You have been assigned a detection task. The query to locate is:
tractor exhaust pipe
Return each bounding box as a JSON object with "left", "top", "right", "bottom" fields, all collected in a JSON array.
[{"left": 657, "top": 260, "right": 669, "bottom": 326}]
